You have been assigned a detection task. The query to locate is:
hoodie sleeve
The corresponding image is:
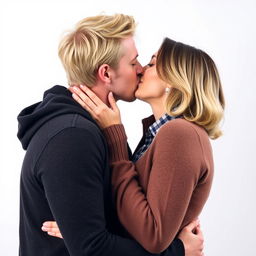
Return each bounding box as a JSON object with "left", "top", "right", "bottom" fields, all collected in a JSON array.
[{"left": 35, "top": 127, "right": 184, "bottom": 256}]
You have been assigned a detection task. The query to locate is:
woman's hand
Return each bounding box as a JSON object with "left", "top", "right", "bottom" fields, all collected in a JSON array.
[
  {"left": 41, "top": 221, "right": 63, "bottom": 239},
  {"left": 69, "top": 85, "right": 121, "bottom": 129}
]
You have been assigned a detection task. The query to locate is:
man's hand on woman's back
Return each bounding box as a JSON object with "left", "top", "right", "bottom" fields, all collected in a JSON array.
[{"left": 178, "top": 220, "right": 204, "bottom": 256}]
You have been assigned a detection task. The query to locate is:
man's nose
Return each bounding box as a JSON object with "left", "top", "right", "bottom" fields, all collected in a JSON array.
[{"left": 138, "top": 65, "right": 148, "bottom": 76}]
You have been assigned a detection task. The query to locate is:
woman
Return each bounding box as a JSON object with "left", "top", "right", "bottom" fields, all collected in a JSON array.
[{"left": 42, "top": 37, "right": 225, "bottom": 253}]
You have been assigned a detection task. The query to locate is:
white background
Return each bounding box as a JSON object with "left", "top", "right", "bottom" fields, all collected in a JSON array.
[{"left": 0, "top": 0, "right": 256, "bottom": 255}]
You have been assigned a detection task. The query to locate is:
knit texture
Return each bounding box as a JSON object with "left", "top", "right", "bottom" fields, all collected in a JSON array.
[{"left": 103, "top": 118, "right": 214, "bottom": 254}]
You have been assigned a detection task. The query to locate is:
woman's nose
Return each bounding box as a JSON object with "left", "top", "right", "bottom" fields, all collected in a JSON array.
[{"left": 142, "top": 65, "right": 148, "bottom": 72}]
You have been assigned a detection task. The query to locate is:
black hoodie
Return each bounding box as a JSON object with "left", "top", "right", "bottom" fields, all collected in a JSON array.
[{"left": 17, "top": 85, "right": 184, "bottom": 256}]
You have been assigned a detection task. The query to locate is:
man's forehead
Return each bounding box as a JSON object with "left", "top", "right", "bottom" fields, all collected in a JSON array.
[{"left": 120, "top": 37, "right": 138, "bottom": 57}]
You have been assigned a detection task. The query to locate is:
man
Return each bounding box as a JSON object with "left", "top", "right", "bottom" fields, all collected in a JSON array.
[{"left": 18, "top": 14, "right": 204, "bottom": 256}]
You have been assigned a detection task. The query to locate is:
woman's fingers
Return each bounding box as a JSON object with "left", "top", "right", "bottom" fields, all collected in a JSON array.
[
  {"left": 108, "top": 92, "right": 118, "bottom": 112},
  {"left": 68, "top": 85, "right": 121, "bottom": 128},
  {"left": 72, "top": 93, "right": 98, "bottom": 120},
  {"left": 79, "top": 85, "right": 104, "bottom": 106},
  {"left": 47, "top": 231, "right": 63, "bottom": 239},
  {"left": 42, "top": 226, "right": 60, "bottom": 233},
  {"left": 72, "top": 87, "right": 97, "bottom": 110},
  {"left": 42, "top": 221, "right": 58, "bottom": 228},
  {"left": 70, "top": 85, "right": 115, "bottom": 114},
  {"left": 41, "top": 221, "right": 63, "bottom": 239},
  {"left": 72, "top": 93, "right": 92, "bottom": 111}
]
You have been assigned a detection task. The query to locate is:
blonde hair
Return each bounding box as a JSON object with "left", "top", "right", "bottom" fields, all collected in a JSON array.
[
  {"left": 157, "top": 38, "right": 225, "bottom": 139},
  {"left": 58, "top": 14, "right": 136, "bottom": 86}
]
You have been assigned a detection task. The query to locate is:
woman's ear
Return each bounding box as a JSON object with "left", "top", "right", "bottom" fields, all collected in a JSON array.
[{"left": 97, "top": 64, "right": 111, "bottom": 84}]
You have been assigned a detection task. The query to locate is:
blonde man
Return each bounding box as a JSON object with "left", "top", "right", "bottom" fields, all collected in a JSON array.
[{"left": 18, "top": 14, "right": 203, "bottom": 256}]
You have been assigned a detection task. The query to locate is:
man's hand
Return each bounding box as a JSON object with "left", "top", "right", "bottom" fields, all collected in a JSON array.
[{"left": 178, "top": 220, "right": 204, "bottom": 256}]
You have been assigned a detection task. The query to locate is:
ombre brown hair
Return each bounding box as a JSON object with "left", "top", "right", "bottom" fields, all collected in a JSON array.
[
  {"left": 157, "top": 38, "right": 225, "bottom": 139},
  {"left": 58, "top": 14, "right": 136, "bottom": 87}
]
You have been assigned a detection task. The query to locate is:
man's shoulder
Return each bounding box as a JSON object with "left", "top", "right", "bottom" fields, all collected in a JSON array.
[
  {"left": 31, "top": 114, "right": 107, "bottom": 171},
  {"left": 28, "top": 113, "right": 104, "bottom": 159},
  {"left": 43, "top": 113, "right": 102, "bottom": 139}
]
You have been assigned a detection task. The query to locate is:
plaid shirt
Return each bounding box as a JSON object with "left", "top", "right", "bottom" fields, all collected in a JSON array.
[{"left": 132, "top": 113, "right": 179, "bottom": 162}]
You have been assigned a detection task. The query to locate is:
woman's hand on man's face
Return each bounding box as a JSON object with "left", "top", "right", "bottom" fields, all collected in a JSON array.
[{"left": 69, "top": 85, "right": 121, "bottom": 129}]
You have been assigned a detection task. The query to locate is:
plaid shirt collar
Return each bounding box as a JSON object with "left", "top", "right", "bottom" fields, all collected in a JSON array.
[
  {"left": 132, "top": 113, "right": 178, "bottom": 162},
  {"left": 148, "top": 113, "right": 176, "bottom": 137}
]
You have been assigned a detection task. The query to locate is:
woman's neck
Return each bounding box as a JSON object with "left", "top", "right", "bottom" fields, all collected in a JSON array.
[{"left": 149, "top": 99, "right": 166, "bottom": 120}]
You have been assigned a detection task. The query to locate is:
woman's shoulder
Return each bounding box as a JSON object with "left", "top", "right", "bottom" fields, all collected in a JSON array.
[
  {"left": 156, "top": 118, "right": 209, "bottom": 143},
  {"left": 160, "top": 118, "right": 202, "bottom": 133},
  {"left": 155, "top": 118, "right": 212, "bottom": 166}
]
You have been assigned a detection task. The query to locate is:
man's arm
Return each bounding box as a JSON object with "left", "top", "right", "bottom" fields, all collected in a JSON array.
[{"left": 36, "top": 127, "right": 184, "bottom": 256}]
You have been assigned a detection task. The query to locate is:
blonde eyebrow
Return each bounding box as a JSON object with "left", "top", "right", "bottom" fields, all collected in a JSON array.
[{"left": 130, "top": 54, "right": 139, "bottom": 62}]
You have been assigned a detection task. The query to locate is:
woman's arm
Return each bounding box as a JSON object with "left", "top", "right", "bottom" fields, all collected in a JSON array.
[
  {"left": 69, "top": 85, "right": 208, "bottom": 254},
  {"left": 103, "top": 121, "right": 205, "bottom": 254}
]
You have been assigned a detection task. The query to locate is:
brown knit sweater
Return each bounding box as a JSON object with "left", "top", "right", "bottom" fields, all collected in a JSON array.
[{"left": 103, "top": 117, "right": 214, "bottom": 254}]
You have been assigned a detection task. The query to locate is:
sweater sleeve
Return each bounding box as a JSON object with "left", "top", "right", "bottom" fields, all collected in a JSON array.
[
  {"left": 103, "top": 122, "right": 203, "bottom": 254},
  {"left": 36, "top": 127, "right": 184, "bottom": 256}
]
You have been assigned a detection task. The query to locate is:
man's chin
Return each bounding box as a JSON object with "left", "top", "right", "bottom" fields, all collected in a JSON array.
[
  {"left": 115, "top": 93, "right": 136, "bottom": 102},
  {"left": 124, "top": 95, "right": 137, "bottom": 102},
  {"left": 114, "top": 89, "right": 139, "bottom": 102}
]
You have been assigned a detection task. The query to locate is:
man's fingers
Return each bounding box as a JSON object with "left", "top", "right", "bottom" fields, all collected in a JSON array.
[
  {"left": 195, "top": 226, "right": 203, "bottom": 238},
  {"left": 183, "top": 219, "right": 200, "bottom": 232},
  {"left": 195, "top": 226, "right": 204, "bottom": 251}
]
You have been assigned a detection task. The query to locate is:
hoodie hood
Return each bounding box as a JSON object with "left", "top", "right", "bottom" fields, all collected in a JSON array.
[{"left": 17, "top": 85, "right": 96, "bottom": 150}]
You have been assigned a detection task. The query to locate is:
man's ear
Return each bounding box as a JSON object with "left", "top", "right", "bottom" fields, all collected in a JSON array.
[{"left": 97, "top": 64, "right": 112, "bottom": 84}]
